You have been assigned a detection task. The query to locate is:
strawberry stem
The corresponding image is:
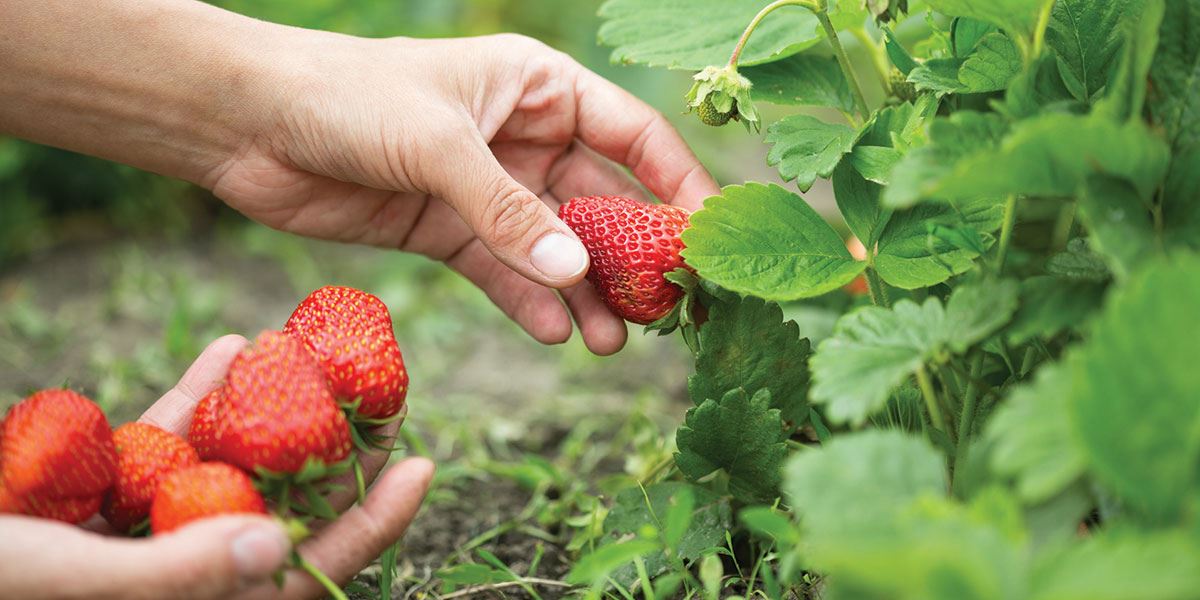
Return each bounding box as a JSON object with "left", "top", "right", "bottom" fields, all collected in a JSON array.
[
  {"left": 727, "top": 0, "right": 820, "bottom": 68},
  {"left": 295, "top": 553, "right": 350, "bottom": 600}
]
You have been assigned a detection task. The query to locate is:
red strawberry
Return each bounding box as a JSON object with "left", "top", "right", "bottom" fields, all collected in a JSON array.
[
  {"left": 1, "top": 389, "right": 117, "bottom": 499},
  {"left": 150, "top": 462, "right": 267, "bottom": 534},
  {"left": 559, "top": 196, "right": 692, "bottom": 325},
  {"left": 208, "top": 330, "right": 352, "bottom": 474},
  {"left": 284, "top": 286, "right": 409, "bottom": 419},
  {"left": 844, "top": 236, "right": 870, "bottom": 296},
  {"left": 188, "top": 388, "right": 222, "bottom": 460},
  {"left": 0, "top": 479, "right": 101, "bottom": 524},
  {"left": 21, "top": 492, "right": 103, "bottom": 524},
  {"left": 102, "top": 422, "right": 200, "bottom": 532}
]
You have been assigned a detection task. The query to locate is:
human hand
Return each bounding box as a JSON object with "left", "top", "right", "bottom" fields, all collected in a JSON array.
[
  {"left": 207, "top": 32, "right": 721, "bottom": 355},
  {"left": 0, "top": 335, "right": 434, "bottom": 600}
]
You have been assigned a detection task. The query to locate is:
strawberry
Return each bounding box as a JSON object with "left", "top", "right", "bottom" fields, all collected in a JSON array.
[
  {"left": 559, "top": 196, "right": 692, "bottom": 325},
  {"left": 102, "top": 422, "right": 200, "bottom": 532},
  {"left": 283, "top": 286, "right": 409, "bottom": 419},
  {"left": 0, "top": 479, "right": 101, "bottom": 524},
  {"left": 1, "top": 389, "right": 117, "bottom": 499},
  {"left": 150, "top": 462, "right": 267, "bottom": 534},
  {"left": 207, "top": 330, "right": 352, "bottom": 474},
  {"left": 188, "top": 387, "right": 222, "bottom": 460}
]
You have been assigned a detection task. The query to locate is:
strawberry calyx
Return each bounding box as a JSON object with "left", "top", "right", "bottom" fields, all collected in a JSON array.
[
  {"left": 645, "top": 268, "right": 704, "bottom": 354},
  {"left": 254, "top": 455, "right": 357, "bottom": 519}
]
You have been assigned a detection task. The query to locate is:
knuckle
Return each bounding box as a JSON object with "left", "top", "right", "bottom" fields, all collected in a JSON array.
[{"left": 483, "top": 184, "right": 542, "bottom": 249}]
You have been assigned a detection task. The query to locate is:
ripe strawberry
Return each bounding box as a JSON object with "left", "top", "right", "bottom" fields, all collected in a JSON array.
[
  {"left": 207, "top": 330, "right": 352, "bottom": 474},
  {"left": 0, "top": 479, "right": 102, "bottom": 524},
  {"left": 559, "top": 196, "right": 692, "bottom": 325},
  {"left": 188, "top": 387, "right": 222, "bottom": 460},
  {"left": 102, "top": 422, "right": 200, "bottom": 532},
  {"left": 283, "top": 286, "right": 409, "bottom": 419},
  {"left": 150, "top": 462, "right": 267, "bottom": 534},
  {"left": 1, "top": 389, "right": 117, "bottom": 499}
]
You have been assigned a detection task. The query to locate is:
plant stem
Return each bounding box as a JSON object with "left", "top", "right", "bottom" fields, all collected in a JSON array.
[
  {"left": 865, "top": 266, "right": 891, "bottom": 308},
  {"left": 296, "top": 554, "right": 350, "bottom": 600},
  {"left": 1031, "top": 0, "right": 1055, "bottom": 57},
  {"left": 952, "top": 354, "right": 984, "bottom": 491},
  {"left": 850, "top": 26, "right": 890, "bottom": 89},
  {"left": 915, "top": 365, "right": 946, "bottom": 433},
  {"left": 816, "top": 10, "right": 871, "bottom": 120},
  {"left": 1052, "top": 201, "right": 1076, "bottom": 252},
  {"left": 994, "top": 195, "right": 1017, "bottom": 273},
  {"left": 727, "top": 0, "right": 819, "bottom": 67}
]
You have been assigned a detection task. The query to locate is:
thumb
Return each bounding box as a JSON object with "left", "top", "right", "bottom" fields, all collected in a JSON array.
[
  {"left": 99, "top": 516, "right": 291, "bottom": 599},
  {"left": 435, "top": 129, "right": 589, "bottom": 288}
]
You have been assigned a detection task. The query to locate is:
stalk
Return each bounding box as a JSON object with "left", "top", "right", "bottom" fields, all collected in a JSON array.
[
  {"left": 864, "top": 266, "right": 891, "bottom": 308},
  {"left": 994, "top": 195, "right": 1017, "bottom": 272},
  {"left": 296, "top": 554, "right": 350, "bottom": 600},
  {"left": 815, "top": 10, "right": 871, "bottom": 119},
  {"left": 915, "top": 365, "right": 946, "bottom": 433},
  {"left": 850, "top": 26, "right": 891, "bottom": 88},
  {"left": 952, "top": 354, "right": 985, "bottom": 491},
  {"left": 727, "top": 0, "right": 820, "bottom": 67}
]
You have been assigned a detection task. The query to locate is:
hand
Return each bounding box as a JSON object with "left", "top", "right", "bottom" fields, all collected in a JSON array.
[
  {"left": 0, "top": 335, "right": 434, "bottom": 600},
  {"left": 207, "top": 32, "right": 721, "bottom": 355}
]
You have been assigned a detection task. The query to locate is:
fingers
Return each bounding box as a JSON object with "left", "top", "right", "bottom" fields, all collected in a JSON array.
[
  {"left": 433, "top": 126, "right": 589, "bottom": 289},
  {"left": 561, "top": 283, "right": 628, "bottom": 355},
  {"left": 252, "top": 458, "right": 434, "bottom": 600},
  {"left": 446, "top": 239, "right": 574, "bottom": 345},
  {"left": 0, "top": 515, "right": 290, "bottom": 600},
  {"left": 572, "top": 68, "right": 721, "bottom": 212},
  {"left": 140, "top": 334, "right": 249, "bottom": 436}
]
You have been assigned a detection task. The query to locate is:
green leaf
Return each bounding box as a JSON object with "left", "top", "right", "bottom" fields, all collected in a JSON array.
[
  {"left": 566, "top": 539, "right": 660, "bottom": 585},
  {"left": 1094, "top": 0, "right": 1163, "bottom": 121},
  {"left": 784, "top": 430, "right": 946, "bottom": 538},
  {"left": 1077, "top": 175, "right": 1158, "bottom": 280},
  {"left": 603, "top": 482, "right": 731, "bottom": 585},
  {"left": 874, "top": 197, "right": 1005, "bottom": 289},
  {"left": 1044, "top": 238, "right": 1111, "bottom": 282},
  {"left": 997, "top": 53, "right": 1080, "bottom": 118},
  {"left": 682, "top": 183, "right": 866, "bottom": 300},
  {"left": 742, "top": 54, "right": 855, "bottom": 112},
  {"left": 957, "top": 33, "right": 1022, "bottom": 92},
  {"left": 1148, "top": 0, "right": 1200, "bottom": 248},
  {"left": 912, "top": 113, "right": 1170, "bottom": 205},
  {"left": 926, "top": 0, "right": 1052, "bottom": 43},
  {"left": 597, "top": 0, "right": 821, "bottom": 70},
  {"left": 833, "top": 161, "right": 891, "bottom": 250},
  {"left": 1005, "top": 275, "right": 1107, "bottom": 344},
  {"left": 884, "top": 28, "right": 919, "bottom": 74},
  {"left": 811, "top": 279, "right": 1019, "bottom": 424},
  {"left": 689, "top": 295, "right": 813, "bottom": 429},
  {"left": 1032, "top": 530, "right": 1200, "bottom": 600},
  {"left": 848, "top": 145, "right": 901, "bottom": 185},
  {"left": 675, "top": 388, "right": 788, "bottom": 503},
  {"left": 907, "top": 58, "right": 968, "bottom": 93},
  {"left": 1069, "top": 254, "right": 1200, "bottom": 523},
  {"left": 1046, "top": 0, "right": 1141, "bottom": 101},
  {"left": 952, "top": 17, "right": 998, "bottom": 56},
  {"left": 765, "top": 115, "right": 858, "bottom": 192},
  {"left": 985, "top": 360, "right": 1088, "bottom": 503},
  {"left": 884, "top": 111, "right": 1010, "bottom": 209}
]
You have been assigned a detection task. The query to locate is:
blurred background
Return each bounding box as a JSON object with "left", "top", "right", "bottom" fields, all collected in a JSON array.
[{"left": 0, "top": 0, "right": 842, "bottom": 592}]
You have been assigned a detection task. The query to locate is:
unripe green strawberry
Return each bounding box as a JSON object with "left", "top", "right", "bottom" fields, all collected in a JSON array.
[
  {"left": 888, "top": 70, "right": 916, "bottom": 102},
  {"left": 1, "top": 389, "right": 117, "bottom": 500},
  {"left": 207, "top": 331, "right": 352, "bottom": 474},
  {"left": 559, "top": 196, "right": 692, "bottom": 325},
  {"left": 150, "top": 462, "right": 267, "bottom": 534},
  {"left": 102, "top": 422, "right": 200, "bottom": 532},
  {"left": 284, "top": 286, "right": 409, "bottom": 419},
  {"left": 696, "top": 97, "right": 734, "bottom": 126}
]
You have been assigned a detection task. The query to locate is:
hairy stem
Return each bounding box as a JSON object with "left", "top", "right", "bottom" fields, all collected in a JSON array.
[
  {"left": 296, "top": 554, "right": 350, "bottom": 600},
  {"left": 915, "top": 365, "right": 946, "bottom": 433},
  {"left": 952, "top": 354, "right": 985, "bottom": 491},
  {"left": 1031, "top": 0, "right": 1055, "bottom": 57},
  {"left": 995, "top": 195, "right": 1018, "bottom": 272},
  {"left": 850, "top": 26, "right": 891, "bottom": 89},
  {"left": 865, "top": 266, "right": 891, "bottom": 308},
  {"left": 816, "top": 10, "right": 871, "bottom": 119},
  {"left": 728, "top": 0, "right": 820, "bottom": 67}
]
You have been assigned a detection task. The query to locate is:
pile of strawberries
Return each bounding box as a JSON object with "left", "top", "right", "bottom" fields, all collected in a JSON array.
[{"left": 0, "top": 285, "right": 407, "bottom": 541}]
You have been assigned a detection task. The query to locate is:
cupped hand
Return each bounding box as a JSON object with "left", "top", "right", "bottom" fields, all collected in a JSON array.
[
  {"left": 208, "top": 33, "right": 721, "bottom": 355},
  {"left": 0, "top": 335, "right": 434, "bottom": 600}
]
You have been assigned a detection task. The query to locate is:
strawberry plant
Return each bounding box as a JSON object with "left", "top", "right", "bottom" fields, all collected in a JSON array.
[{"left": 568, "top": 0, "right": 1200, "bottom": 597}]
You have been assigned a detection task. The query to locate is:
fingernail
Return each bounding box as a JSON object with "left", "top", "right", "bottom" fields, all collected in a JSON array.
[
  {"left": 530, "top": 232, "right": 588, "bottom": 280},
  {"left": 231, "top": 525, "right": 291, "bottom": 581}
]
